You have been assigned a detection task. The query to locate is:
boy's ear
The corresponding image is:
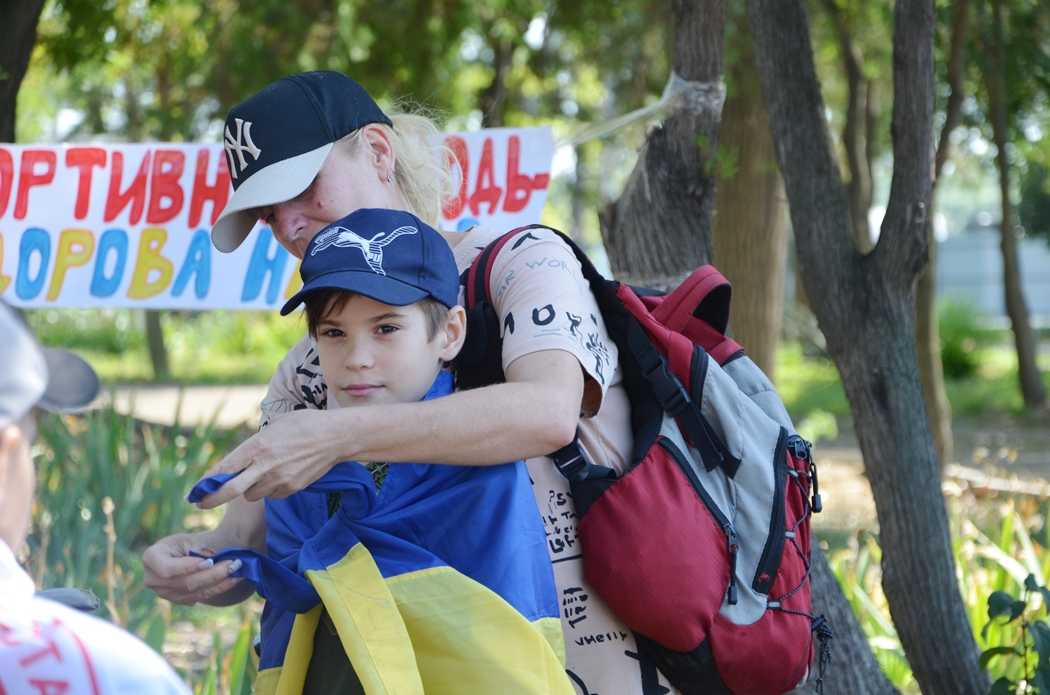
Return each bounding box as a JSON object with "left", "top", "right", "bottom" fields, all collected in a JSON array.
[{"left": 438, "top": 306, "right": 467, "bottom": 362}]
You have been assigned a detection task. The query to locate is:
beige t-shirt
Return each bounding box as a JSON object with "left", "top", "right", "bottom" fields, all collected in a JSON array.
[{"left": 262, "top": 226, "right": 678, "bottom": 695}]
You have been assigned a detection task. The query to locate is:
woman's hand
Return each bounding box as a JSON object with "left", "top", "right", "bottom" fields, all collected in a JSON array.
[
  {"left": 196, "top": 408, "right": 345, "bottom": 509},
  {"left": 144, "top": 497, "right": 265, "bottom": 606},
  {"left": 142, "top": 531, "right": 248, "bottom": 606}
]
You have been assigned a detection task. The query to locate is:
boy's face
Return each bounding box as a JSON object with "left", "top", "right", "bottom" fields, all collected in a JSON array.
[{"left": 315, "top": 294, "right": 465, "bottom": 408}]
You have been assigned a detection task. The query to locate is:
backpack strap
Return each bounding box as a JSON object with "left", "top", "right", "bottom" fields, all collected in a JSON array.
[{"left": 646, "top": 266, "right": 744, "bottom": 366}]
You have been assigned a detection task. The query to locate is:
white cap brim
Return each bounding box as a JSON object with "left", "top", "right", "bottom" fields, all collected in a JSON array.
[{"left": 211, "top": 142, "right": 334, "bottom": 253}]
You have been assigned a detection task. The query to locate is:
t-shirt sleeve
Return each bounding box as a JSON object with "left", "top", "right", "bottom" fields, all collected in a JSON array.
[
  {"left": 259, "top": 335, "right": 328, "bottom": 429},
  {"left": 488, "top": 228, "right": 619, "bottom": 415}
]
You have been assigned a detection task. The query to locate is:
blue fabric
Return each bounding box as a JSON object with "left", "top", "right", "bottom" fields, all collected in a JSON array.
[
  {"left": 186, "top": 472, "right": 238, "bottom": 504},
  {"left": 187, "top": 370, "right": 558, "bottom": 671}
]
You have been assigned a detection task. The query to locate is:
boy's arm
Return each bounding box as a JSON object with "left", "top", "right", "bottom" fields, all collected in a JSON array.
[{"left": 198, "top": 348, "right": 585, "bottom": 505}]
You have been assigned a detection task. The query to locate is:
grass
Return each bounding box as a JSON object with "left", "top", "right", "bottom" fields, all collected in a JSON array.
[
  {"left": 26, "top": 308, "right": 305, "bottom": 384},
  {"left": 775, "top": 340, "right": 1050, "bottom": 435},
  {"left": 828, "top": 496, "right": 1050, "bottom": 694}
]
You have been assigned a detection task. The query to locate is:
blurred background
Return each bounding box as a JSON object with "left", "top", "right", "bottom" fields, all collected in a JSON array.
[{"left": 3, "top": 1, "right": 1049, "bottom": 693}]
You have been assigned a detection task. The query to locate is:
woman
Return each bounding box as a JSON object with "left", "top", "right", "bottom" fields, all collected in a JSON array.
[{"left": 144, "top": 71, "right": 673, "bottom": 695}]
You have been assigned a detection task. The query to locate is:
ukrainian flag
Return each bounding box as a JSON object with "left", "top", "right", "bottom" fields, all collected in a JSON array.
[{"left": 191, "top": 373, "right": 570, "bottom": 695}]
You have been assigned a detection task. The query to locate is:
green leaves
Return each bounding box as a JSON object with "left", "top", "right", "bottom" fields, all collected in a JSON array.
[
  {"left": 988, "top": 676, "right": 1016, "bottom": 695},
  {"left": 981, "top": 573, "right": 1050, "bottom": 693},
  {"left": 982, "top": 646, "right": 1021, "bottom": 670},
  {"left": 987, "top": 590, "right": 1028, "bottom": 622}
]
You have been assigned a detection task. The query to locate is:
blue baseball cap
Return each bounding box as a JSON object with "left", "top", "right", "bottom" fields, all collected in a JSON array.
[
  {"left": 280, "top": 208, "right": 459, "bottom": 315},
  {"left": 211, "top": 71, "right": 392, "bottom": 254}
]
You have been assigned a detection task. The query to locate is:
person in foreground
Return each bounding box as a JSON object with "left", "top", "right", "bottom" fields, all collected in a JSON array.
[
  {"left": 144, "top": 71, "right": 679, "bottom": 693},
  {"left": 0, "top": 301, "right": 190, "bottom": 695},
  {"left": 186, "top": 207, "right": 571, "bottom": 694}
]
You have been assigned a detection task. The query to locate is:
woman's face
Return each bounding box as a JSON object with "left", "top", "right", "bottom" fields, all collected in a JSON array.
[{"left": 253, "top": 127, "right": 407, "bottom": 259}]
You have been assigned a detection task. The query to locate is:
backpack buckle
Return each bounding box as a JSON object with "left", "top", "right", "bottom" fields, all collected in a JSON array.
[
  {"left": 642, "top": 356, "right": 691, "bottom": 417},
  {"left": 549, "top": 438, "right": 615, "bottom": 483}
]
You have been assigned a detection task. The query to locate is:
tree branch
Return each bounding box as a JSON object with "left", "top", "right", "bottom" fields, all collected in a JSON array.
[
  {"left": 934, "top": 0, "right": 971, "bottom": 184},
  {"left": 822, "top": 0, "right": 875, "bottom": 251},
  {"left": 745, "top": 0, "right": 856, "bottom": 304},
  {"left": 873, "top": 0, "right": 934, "bottom": 282}
]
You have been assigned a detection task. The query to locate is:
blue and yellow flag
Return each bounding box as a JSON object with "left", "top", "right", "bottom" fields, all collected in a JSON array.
[{"left": 190, "top": 372, "right": 570, "bottom": 695}]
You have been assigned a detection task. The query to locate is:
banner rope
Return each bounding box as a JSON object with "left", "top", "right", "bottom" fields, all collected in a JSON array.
[{"left": 556, "top": 72, "right": 726, "bottom": 149}]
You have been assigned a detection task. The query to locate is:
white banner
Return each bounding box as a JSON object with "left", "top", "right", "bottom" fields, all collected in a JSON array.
[{"left": 0, "top": 127, "right": 553, "bottom": 310}]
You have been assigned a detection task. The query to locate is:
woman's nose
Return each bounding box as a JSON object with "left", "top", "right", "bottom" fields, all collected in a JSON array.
[{"left": 270, "top": 204, "right": 305, "bottom": 252}]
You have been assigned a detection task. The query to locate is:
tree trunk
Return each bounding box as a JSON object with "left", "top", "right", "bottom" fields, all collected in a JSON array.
[
  {"left": 748, "top": 1, "right": 989, "bottom": 694},
  {"left": 789, "top": 548, "right": 900, "bottom": 695},
  {"left": 125, "top": 74, "right": 173, "bottom": 382},
  {"left": 570, "top": 144, "right": 589, "bottom": 243},
  {"left": 916, "top": 239, "right": 953, "bottom": 465},
  {"left": 0, "top": 0, "right": 46, "bottom": 142},
  {"left": 918, "top": 0, "right": 971, "bottom": 468},
  {"left": 982, "top": 0, "right": 1047, "bottom": 411},
  {"left": 598, "top": 0, "right": 727, "bottom": 289},
  {"left": 711, "top": 24, "right": 787, "bottom": 378},
  {"left": 821, "top": 0, "right": 875, "bottom": 253},
  {"left": 479, "top": 35, "right": 512, "bottom": 128},
  {"left": 145, "top": 311, "right": 170, "bottom": 381}
]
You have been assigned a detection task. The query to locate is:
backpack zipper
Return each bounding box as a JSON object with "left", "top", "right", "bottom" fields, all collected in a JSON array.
[
  {"left": 658, "top": 436, "right": 739, "bottom": 606},
  {"left": 752, "top": 428, "right": 789, "bottom": 595}
]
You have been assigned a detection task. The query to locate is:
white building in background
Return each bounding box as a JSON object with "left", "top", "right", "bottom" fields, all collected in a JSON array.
[
  {"left": 784, "top": 215, "right": 1050, "bottom": 327},
  {"left": 936, "top": 221, "right": 1050, "bottom": 327}
]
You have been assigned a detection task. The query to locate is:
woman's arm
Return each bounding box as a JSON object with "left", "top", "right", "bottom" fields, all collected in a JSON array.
[{"left": 197, "top": 348, "right": 584, "bottom": 507}]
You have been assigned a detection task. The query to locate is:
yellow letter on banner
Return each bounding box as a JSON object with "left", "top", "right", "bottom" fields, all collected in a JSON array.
[
  {"left": 0, "top": 235, "right": 11, "bottom": 295},
  {"left": 284, "top": 259, "right": 303, "bottom": 300},
  {"left": 47, "top": 229, "right": 96, "bottom": 301},
  {"left": 128, "top": 227, "right": 174, "bottom": 299}
]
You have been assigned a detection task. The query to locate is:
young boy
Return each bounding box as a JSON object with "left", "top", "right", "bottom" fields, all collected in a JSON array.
[{"left": 190, "top": 208, "right": 571, "bottom": 695}]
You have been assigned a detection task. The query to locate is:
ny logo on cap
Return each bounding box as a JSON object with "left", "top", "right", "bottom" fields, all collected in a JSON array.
[
  {"left": 224, "top": 118, "right": 262, "bottom": 179},
  {"left": 311, "top": 225, "right": 418, "bottom": 276}
]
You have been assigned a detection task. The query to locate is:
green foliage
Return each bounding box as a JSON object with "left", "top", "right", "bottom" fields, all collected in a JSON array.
[
  {"left": 26, "top": 407, "right": 256, "bottom": 686},
  {"left": 830, "top": 499, "right": 1050, "bottom": 693},
  {"left": 980, "top": 574, "right": 1050, "bottom": 694},
  {"left": 1019, "top": 160, "right": 1050, "bottom": 244},
  {"left": 27, "top": 309, "right": 304, "bottom": 384},
  {"left": 27, "top": 407, "right": 242, "bottom": 632},
  {"left": 774, "top": 342, "right": 849, "bottom": 431},
  {"left": 939, "top": 300, "right": 992, "bottom": 379},
  {"left": 191, "top": 618, "right": 256, "bottom": 695},
  {"left": 27, "top": 309, "right": 145, "bottom": 354}
]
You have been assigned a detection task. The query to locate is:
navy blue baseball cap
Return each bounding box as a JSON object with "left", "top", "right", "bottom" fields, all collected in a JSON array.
[
  {"left": 280, "top": 208, "right": 459, "bottom": 315},
  {"left": 211, "top": 71, "right": 392, "bottom": 253}
]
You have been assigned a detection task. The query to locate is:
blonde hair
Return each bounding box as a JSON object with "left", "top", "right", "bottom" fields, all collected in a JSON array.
[{"left": 339, "top": 106, "right": 458, "bottom": 229}]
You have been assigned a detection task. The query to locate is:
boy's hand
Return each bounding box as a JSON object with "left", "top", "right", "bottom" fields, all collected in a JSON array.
[
  {"left": 143, "top": 532, "right": 246, "bottom": 606},
  {"left": 196, "top": 408, "right": 344, "bottom": 508}
]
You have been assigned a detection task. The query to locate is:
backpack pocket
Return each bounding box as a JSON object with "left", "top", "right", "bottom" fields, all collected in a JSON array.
[{"left": 576, "top": 435, "right": 732, "bottom": 653}]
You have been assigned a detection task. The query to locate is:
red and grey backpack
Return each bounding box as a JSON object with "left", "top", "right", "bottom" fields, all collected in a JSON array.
[{"left": 456, "top": 225, "right": 832, "bottom": 695}]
